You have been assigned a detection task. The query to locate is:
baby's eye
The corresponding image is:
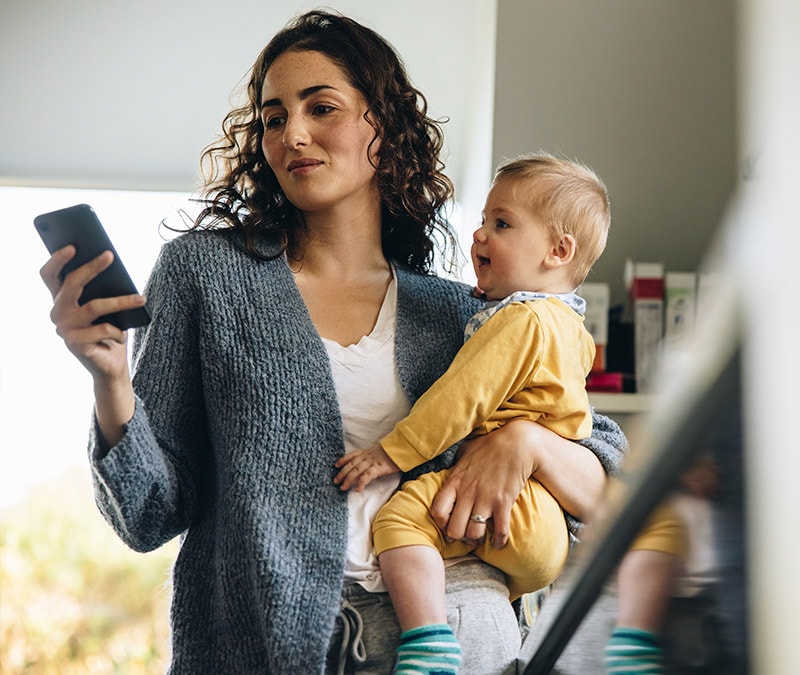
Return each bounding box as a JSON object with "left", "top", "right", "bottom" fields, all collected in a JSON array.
[{"left": 495, "top": 219, "right": 510, "bottom": 229}]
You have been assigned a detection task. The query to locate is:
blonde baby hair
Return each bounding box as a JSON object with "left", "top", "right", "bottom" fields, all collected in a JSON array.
[{"left": 493, "top": 152, "right": 611, "bottom": 287}]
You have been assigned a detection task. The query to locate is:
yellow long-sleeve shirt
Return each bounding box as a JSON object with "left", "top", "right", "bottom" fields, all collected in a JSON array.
[{"left": 381, "top": 298, "right": 595, "bottom": 473}]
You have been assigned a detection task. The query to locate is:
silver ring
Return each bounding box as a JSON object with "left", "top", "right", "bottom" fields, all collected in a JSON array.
[{"left": 470, "top": 514, "right": 489, "bottom": 524}]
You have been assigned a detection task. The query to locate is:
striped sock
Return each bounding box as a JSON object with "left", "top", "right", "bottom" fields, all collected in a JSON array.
[
  {"left": 604, "top": 627, "right": 664, "bottom": 674},
  {"left": 393, "top": 624, "right": 462, "bottom": 675}
]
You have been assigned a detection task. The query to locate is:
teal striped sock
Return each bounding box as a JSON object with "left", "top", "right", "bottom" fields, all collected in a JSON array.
[
  {"left": 393, "top": 624, "right": 462, "bottom": 675},
  {"left": 604, "top": 627, "right": 664, "bottom": 674}
]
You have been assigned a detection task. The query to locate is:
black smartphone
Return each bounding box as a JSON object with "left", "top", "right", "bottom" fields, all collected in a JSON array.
[{"left": 34, "top": 203, "right": 151, "bottom": 330}]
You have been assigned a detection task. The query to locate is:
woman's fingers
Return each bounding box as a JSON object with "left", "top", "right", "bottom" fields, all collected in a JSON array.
[
  {"left": 430, "top": 470, "right": 492, "bottom": 544},
  {"left": 62, "top": 296, "right": 144, "bottom": 336},
  {"left": 39, "top": 245, "right": 76, "bottom": 298},
  {"left": 43, "top": 247, "right": 114, "bottom": 311},
  {"left": 41, "top": 246, "right": 141, "bottom": 381},
  {"left": 78, "top": 294, "right": 147, "bottom": 327},
  {"left": 59, "top": 250, "right": 115, "bottom": 305},
  {"left": 487, "top": 510, "right": 510, "bottom": 549},
  {"left": 46, "top": 248, "right": 146, "bottom": 330},
  {"left": 432, "top": 430, "right": 532, "bottom": 548},
  {"left": 59, "top": 321, "right": 127, "bottom": 352}
]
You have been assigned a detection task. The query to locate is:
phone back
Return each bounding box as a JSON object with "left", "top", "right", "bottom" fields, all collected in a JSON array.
[{"left": 34, "top": 203, "right": 150, "bottom": 329}]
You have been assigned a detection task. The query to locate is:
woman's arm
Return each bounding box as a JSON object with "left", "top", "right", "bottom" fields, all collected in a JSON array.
[
  {"left": 43, "top": 239, "right": 208, "bottom": 552},
  {"left": 431, "top": 414, "right": 626, "bottom": 547},
  {"left": 40, "top": 246, "right": 145, "bottom": 447}
]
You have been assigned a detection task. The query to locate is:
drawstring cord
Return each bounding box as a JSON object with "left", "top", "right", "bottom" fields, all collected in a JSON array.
[{"left": 335, "top": 597, "right": 367, "bottom": 675}]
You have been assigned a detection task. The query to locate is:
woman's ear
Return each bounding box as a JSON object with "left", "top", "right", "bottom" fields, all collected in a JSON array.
[{"left": 544, "top": 234, "right": 576, "bottom": 269}]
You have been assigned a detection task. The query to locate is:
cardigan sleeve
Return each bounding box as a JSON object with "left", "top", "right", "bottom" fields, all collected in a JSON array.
[
  {"left": 562, "top": 410, "right": 628, "bottom": 535},
  {"left": 88, "top": 238, "right": 210, "bottom": 552},
  {"left": 581, "top": 409, "right": 628, "bottom": 478}
]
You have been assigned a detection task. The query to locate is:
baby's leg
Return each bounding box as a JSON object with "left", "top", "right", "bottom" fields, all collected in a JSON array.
[
  {"left": 605, "top": 502, "right": 687, "bottom": 675},
  {"left": 380, "top": 544, "right": 447, "bottom": 630},
  {"left": 475, "top": 477, "right": 570, "bottom": 600},
  {"left": 374, "top": 469, "right": 475, "bottom": 627},
  {"left": 616, "top": 549, "right": 682, "bottom": 633},
  {"left": 373, "top": 470, "right": 467, "bottom": 674}
]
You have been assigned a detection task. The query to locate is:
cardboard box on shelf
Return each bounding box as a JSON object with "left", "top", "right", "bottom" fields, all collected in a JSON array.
[
  {"left": 665, "top": 271, "right": 697, "bottom": 349},
  {"left": 580, "top": 282, "right": 610, "bottom": 372},
  {"left": 625, "top": 260, "right": 664, "bottom": 393},
  {"left": 586, "top": 371, "right": 636, "bottom": 394}
]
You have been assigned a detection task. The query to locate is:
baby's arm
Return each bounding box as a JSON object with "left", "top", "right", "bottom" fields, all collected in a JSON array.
[
  {"left": 334, "top": 305, "right": 544, "bottom": 491},
  {"left": 334, "top": 443, "right": 400, "bottom": 492},
  {"left": 383, "top": 305, "right": 545, "bottom": 472}
]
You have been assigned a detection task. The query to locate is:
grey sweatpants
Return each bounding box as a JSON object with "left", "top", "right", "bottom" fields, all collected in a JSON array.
[{"left": 326, "top": 559, "right": 520, "bottom": 674}]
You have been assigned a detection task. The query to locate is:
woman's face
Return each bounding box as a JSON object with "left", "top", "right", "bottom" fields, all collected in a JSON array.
[{"left": 260, "top": 50, "right": 380, "bottom": 216}]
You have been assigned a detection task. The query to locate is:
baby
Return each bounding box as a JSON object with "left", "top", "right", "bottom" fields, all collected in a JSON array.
[{"left": 335, "top": 152, "right": 610, "bottom": 674}]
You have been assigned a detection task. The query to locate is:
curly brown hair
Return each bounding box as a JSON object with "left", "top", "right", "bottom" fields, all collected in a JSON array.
[{"left": 194, "top": 9, "right": 458, "bottom": 274}]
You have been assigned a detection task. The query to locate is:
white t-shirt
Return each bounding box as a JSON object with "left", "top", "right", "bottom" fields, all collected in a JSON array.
[{"left": 321, "top": 270, "right": 410, "bottom": 592}]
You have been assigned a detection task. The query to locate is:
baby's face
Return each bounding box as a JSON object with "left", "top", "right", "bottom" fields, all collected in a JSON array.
[{"left": 471, "top": 180, "right": 553, "bottom": 300}]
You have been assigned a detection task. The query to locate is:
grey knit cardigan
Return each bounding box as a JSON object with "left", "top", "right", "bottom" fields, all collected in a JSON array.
[{"left": 87, "top": 230, "right": 625, "bottom": 673}]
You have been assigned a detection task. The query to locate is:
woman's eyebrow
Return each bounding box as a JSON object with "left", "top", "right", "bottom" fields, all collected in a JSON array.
[{"left": 261, "top": 84, "right": 338, "bottom": 110}]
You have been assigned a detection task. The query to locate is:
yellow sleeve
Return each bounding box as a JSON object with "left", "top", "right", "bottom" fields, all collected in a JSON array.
[{"left": 381, "top": 303, "right": 547, "bottom": 472}]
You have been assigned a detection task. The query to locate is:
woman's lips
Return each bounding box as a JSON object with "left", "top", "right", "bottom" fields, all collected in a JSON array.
[{"left": 287, "top": 158, "right": 323, "bottom": 173}]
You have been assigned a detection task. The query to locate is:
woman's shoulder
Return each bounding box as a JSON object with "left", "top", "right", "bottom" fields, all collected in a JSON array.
[
  {"left": 159, "top": 228, "right": 246, "bottom": 258},
  {"left": 156, "top": 229, "right": 284, "bottom": 270},
  {"left": 395, "top": 266, "right": 479, "bottom": 309},
  {"left": 146, "top": 230, "right": 290, "bottom": 303}
]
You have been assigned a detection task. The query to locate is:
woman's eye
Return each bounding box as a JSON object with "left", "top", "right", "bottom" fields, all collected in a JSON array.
[
  {"left": 313, "top": 104, "right": 335, "bottom": 116},
  {"left": 263, "top": 115, "right": 285, "bottom": 130}
]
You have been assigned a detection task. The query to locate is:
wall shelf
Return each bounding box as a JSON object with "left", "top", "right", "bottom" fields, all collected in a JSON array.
[{"left": 589, "top": 392, "right": 655, "bottom": 414}]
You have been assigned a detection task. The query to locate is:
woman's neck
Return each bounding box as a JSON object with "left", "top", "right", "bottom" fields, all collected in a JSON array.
[
  {"left": 289, "top": 205, "right": 393, "bottom": 346},
  {"left": 291, "top": 205, "right": 388, "bottom": 282}
]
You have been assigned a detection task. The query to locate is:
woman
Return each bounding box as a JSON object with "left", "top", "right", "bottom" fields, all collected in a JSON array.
[{"left": 40, "top": 10, "right": 625, "bottom": 674}]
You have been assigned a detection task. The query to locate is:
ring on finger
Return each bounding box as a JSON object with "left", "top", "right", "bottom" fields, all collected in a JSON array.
[{"left": 470, "top": 514, "right": 489, "bottom": 524}]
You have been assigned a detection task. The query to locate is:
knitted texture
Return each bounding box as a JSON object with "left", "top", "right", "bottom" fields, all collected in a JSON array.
[{"left": 86, "top": 230, "right": 626, "bottom": 672}]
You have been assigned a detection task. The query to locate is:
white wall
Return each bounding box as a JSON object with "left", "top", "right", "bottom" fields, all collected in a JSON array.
[
  {"left": 493, "top": 0, "right": 738, "bottom": 306},
  {"left": 0, "top": 1, "right": 498, "bottom": 501},
  {"left": 736, "top": 0, "right": 800, "bottom": 671},
  {"left": 0, "top": 0, "right": 496, "bottom": 210},
  {"left": 3, "top": 0, "right": 739, "bottom": 306}
]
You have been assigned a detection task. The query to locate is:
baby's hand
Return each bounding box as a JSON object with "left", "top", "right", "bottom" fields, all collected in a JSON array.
[{"left": 334, "top": 444, "right": 400, "bottom": 492}]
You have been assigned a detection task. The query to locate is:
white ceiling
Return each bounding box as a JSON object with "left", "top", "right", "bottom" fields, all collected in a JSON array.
[{"left": 0, "top": 0, "right": 496, "bottom": 198}]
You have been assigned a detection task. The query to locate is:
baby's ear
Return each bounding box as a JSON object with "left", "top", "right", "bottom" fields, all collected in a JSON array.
[{"left": 545, "top": 234, "right": 576, "bottom": 268}]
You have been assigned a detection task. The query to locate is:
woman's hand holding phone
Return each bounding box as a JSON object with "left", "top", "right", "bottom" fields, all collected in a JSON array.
[{"left": 39, "top": 245, "right": 143, "bottom": 446}]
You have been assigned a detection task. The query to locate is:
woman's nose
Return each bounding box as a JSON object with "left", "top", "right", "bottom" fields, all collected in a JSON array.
[{"left": 283, "top": 116, "right": 310, "bottom": 149}]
